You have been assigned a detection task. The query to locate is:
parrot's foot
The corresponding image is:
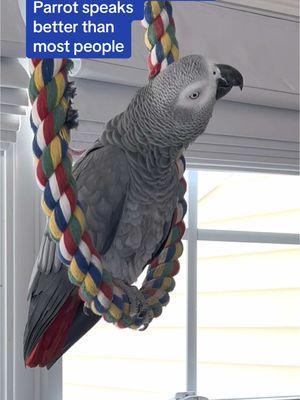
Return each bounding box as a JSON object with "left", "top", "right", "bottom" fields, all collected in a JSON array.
[
  {"left": 113, "top": 279, "right": 153, "bottom": 329},
  {"left": 113, "top": 279, "right": 145, "bottom": 315}
]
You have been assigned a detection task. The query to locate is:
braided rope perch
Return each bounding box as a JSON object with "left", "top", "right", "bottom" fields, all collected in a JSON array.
[
  {"left": 29, "top": 1, "right": 187, "bottom": 330},
  {"left": 143, "top": 1, "right": 179, "bottom": 78}
]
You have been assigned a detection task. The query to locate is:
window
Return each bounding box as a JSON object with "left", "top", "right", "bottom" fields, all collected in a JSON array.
[{"left": 63, "top": 170, "right": 300, "bottom": 400}]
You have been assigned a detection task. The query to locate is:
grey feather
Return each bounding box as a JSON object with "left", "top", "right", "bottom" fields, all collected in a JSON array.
[{"left": 74, "top": 142, "right": 130, "bottom": 254}]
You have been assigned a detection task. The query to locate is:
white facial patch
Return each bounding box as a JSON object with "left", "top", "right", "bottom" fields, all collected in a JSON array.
[
  {"left": 176, "top": 80, "right": 212, "bottom": 110},
  {"left": 207, "top": 59, "right": 221, "bottom": 79}
]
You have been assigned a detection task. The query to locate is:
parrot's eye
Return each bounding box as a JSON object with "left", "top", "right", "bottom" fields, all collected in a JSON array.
[{"left": 189, "top": 91, "right": 200, "bottom": 100}]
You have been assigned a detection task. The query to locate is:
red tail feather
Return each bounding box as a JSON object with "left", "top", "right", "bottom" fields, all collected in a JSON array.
[{"left": 25, "top": 294, "right": 81, "bottom": 368}]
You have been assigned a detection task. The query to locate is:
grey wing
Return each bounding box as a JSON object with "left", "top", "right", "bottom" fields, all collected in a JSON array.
[
  {"left": 28, "top": 142, "right": 130, "bottom": 295},
  {"left": 24, "top": 144, "right": 130, "bottom": 359}
]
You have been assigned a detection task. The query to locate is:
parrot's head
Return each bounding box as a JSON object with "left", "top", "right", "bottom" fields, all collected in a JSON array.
[{"left": 138, "top": 54, "right": 243, "bottom": 149}]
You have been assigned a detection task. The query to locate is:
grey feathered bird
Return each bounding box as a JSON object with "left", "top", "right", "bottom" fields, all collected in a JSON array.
[{"left": 24, "top": 55, "right": 243, "bottom": 368}]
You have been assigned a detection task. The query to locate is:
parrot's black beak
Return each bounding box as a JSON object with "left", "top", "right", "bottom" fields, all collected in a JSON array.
[{"left": 216, "top": 64, "right": 244, "bottom": 100}]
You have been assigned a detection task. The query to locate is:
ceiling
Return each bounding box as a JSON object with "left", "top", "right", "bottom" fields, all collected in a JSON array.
[{"left": 220, "top": 0, "right": 299, "bottom": 16}]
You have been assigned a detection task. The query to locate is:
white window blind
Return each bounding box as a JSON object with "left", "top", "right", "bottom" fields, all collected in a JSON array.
[{"left": 197, "top": 241, "right": 300, "bottom": 398}]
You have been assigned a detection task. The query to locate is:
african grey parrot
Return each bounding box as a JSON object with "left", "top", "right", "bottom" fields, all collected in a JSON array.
[{"left": 24, "top": 55, "right": 243, "bottom": 368}]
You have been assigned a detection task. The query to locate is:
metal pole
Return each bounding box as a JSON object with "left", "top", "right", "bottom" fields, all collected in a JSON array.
[
  {"left": 186, "top": 170, "right": 198, "bottom": 392},
  {"left": 197, "top": 229, "right": 300, "bottom": 245}
]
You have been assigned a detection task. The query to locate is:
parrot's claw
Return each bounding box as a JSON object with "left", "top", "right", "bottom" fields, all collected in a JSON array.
[{"left": 113, "top": 279, "right": 154, "bottom": 327}]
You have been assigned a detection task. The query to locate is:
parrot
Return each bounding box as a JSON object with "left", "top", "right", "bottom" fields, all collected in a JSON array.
[{"left": 24, "top": 55, "right": 243, "bottom": 368}]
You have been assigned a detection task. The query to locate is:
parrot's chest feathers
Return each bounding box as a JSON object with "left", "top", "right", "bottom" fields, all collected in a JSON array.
[{"left": 102, "top": 156, "right": 179, "bottom": 284}]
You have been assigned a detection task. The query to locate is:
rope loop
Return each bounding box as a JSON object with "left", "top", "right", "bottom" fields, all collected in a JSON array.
[{"left": 28, "top": 0, "right": 186, "bottom": 330}]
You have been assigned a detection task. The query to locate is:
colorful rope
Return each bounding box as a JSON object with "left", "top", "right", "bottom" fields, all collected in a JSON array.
[
  {"left": 28, "top": 0, "right": 186, "bottom": 330},
  {"left": 142, "top": 0, "right": 187, "bottom": 317},
  {"left": 142, "top": 1, "right": 179, "bottom": 78}
]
